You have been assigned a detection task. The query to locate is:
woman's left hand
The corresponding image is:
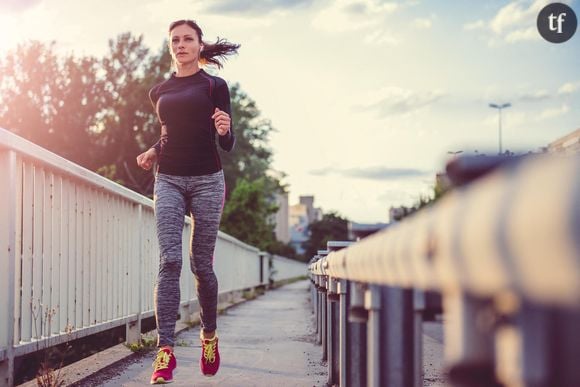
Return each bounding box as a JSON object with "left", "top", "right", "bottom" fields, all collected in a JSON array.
[{"left": 212, "top": 107, "right": 231, "bottom": 136}]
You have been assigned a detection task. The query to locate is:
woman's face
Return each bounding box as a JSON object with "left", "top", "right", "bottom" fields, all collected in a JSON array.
[{"left": 169, "top": 24, "right": 202, "bottom": 66}]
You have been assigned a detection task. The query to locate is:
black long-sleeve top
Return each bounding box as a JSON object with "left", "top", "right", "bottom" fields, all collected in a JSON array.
[{"left": 149, "top": 69, "right": 235, "bottom": 176}]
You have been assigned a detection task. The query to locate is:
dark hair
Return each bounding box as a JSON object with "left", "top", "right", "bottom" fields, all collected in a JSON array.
[{"left": 169, "top": 19, "right": 240, "bottom": 69}]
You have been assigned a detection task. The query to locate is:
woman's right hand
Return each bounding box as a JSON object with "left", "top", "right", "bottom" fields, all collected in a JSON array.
[{"left": 136, "top": 148, "right": 157, "bottom": 170}]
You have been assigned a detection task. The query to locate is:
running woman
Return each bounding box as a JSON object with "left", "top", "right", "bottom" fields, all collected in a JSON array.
[{"left": 136, "top": 19, "right": 240, "bottom": 384}]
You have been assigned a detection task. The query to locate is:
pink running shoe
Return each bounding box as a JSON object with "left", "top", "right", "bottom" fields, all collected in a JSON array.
[
  {"left": 200, "top": 333, "right": 220, "bottom": 376},
  {"left": 150, "top": 347, "right": 176, "bottom": 384}
]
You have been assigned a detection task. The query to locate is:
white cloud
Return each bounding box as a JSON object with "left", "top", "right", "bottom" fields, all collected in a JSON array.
[
  {"left": 464, "top": 20, "right": 485, "bottom": 30},
  {"left": 490, "top": 1, "right": 533, "bottom": 34},
  {"left": 505, "top": 26, "right": 540, "bottom": 42},
  {"left": 311, "top": 0, "right": 400, "bottom": 33},
  {"left": 356, "top": 87, "right": 445, "bottom": 117},
  {"left": 468, "top": 0, "right": 556, "bottom": 45},
  {"left": 518, "top": 89, "right": 550, "bottom": 102},
  {"left": 558, "top": 82, "right": 580, "bottom": 95},
  {"left": 310, "top": 166, "right": 430, "bottom": 180},
  {"left": 412, "top": 18, "right": 432, "bottom": 30},
  {"left": 537, "top": 104, "right": 570, "bottom": 120},
  {"left": 363, "top": 29, "right": 399, "bottom": 46},
  {"left": 203, "top": 0, "right": 314, "bottom": 16}
]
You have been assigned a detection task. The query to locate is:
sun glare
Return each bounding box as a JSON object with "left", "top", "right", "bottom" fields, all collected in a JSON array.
[{"left": 0, "top": 15, "right": 20, "bottom": 56}]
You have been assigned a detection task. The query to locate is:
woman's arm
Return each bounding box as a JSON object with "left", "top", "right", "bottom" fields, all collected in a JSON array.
[{"left": 214, "top": 80, "right": 235, "bottom": 152}]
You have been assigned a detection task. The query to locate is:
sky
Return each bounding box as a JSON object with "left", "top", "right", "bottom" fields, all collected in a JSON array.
[{"left": 1, "top": 0, "right": 579, "bottom": 223}]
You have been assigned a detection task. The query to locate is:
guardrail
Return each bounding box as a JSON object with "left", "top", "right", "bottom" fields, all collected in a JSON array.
[
  {"left": 309, "top": 153, "right": 580, "bottom": 387},
  {"left": 0, "top": 127, "right": 306, "bottom": 386}
]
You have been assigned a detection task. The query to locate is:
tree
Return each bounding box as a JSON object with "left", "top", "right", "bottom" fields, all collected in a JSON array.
[
  {"left": 0, "top": 41, "right": 106, "bottom": 168},
  {"left": 220, "top": 178, "right": 279, "bottom": 250},
  {"left": 211, "top": 81, "right": 296, "bottom": 255},
  {"left": 0, "top": 34, "right": 293, "bottom": 257},
  {"left": 92, "top": 33, "right": 169, "bottom": 194},
  {"left": 219, "top": 83, "right": 278, "bottom": 198},
  {"left": 302, "top": 212, "right": 350, "bottom": 261}
]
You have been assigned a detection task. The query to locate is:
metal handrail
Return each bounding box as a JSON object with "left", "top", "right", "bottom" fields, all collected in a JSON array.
[
  {"left": 321, "top": 154, "right": 580, "bottom": 307},
  {"left": 308, "top": 153, "right": 580, "bottom": 387}
]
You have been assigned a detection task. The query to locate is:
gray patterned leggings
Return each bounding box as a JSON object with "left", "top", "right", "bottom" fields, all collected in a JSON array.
[{"left": 153, "top": 170, "right": 225, "bottom": 347}]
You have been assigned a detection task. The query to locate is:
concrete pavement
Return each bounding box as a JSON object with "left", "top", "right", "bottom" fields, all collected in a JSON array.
[
  {"left": 26, "top": 280, "right": 445, "bottom": 386},
  {"left": 86, "top": 280, "right": 327, "bottom": 386}
]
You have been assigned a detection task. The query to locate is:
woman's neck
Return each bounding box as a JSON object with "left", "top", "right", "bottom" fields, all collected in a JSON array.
[{"left": 175, "top": 62, "right": 201, "bottom": 77}]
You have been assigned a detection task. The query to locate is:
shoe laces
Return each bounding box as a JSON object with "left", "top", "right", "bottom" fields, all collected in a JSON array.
[
  {"left": 153, "top": 350, "right": 171, "bottom": 371},
  {"left": 202, "top": 337, "right": 217, "bottom": 363}
]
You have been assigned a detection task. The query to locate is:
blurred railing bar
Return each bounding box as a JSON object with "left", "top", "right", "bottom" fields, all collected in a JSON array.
[{"left": 309, "top": 153, "right": 580, "bottom": 387}]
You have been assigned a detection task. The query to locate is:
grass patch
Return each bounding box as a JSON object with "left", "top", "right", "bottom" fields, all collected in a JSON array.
[
  {"left": 175, "top": 339, "right": 191, "bottom": 347},
  {"left": 125, "top": 334, "right": 156, "bottom": 353},
  {"left": 242, "top": 290, "right": 257, "bottom": 301},
  {"left": 36, "top": 361, "right": 66, "bottom": 387}
]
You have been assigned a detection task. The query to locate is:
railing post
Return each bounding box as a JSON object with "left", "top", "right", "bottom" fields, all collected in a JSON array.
[
  {"left": 445, "top": 292, "right": 498, "bottom": 386},
  {"left": 338, "top": 279, "right": 348, "bottom": 387},
  {"left": 516, "top": 302, "right": 550, "bottom": 386},
  {"left": 310, "top": 271, "right": 317, "bottom": 334},
  {"left": 502, "top": 301, "right": 580, "bottom": 386},
  {"left": 259, "top": 252, "right": 265, "bottom": 285},
  {"left": 0, "top": 150, "right": 18, "bottom": 387},
  {"left": 327, "top": 277, "right": 340, "bottom": 386},
  {"left": 381, "top": 286, "right": 415, "bottom": 387},
  {"left": 315, "top": 275, "right": 322, "bottom": 345},
  {"left": 321, "top": 275, "right": 328, "bottom": 362},
  {"left": 348, "top": 281, "right": 367, "bottom": 387},
  {"left": 316, "top": 249, "right": 329, "bottom": 361},
  {"left": 326, "top": 240, "right": 352, "bottom": 387},
  {"left": 413, "top": 290, "right": 425, "bottom": 387},
  {"left": 126, "top": 204, "right": 143, "bottom": 346},
  {"left": 365, "top": 285, "right": 381, "bottom": 387}
]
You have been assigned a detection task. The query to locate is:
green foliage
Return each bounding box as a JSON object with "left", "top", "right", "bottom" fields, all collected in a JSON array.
[
  {"left": 175, "top": 339, "right": 191, "bottom": 347},
  {"left": 125, "top": 334, "right": 156, "bottom": 353},
  {"left": 395, "top": 175, "right": 450, "bottom": 220},
  {"left": 0, "top": 33, "right": 292, "bottom": 256},
  {"left": 267, "top": 240, "right": 298, "bottom": 259},
  {"left": 91, "top": 33, "right": 161, "bottom": 194},
  {"left": 302, "top": 211, "right": 349, "bottom": 260},
  {"left": 0, "top": 35, "right": 170, "bottom": 195},
  {"left": 96, "top": 164, "right": 124, "bottom": 185},
  {"left": 221, "top": 178, "right": 279, "bottom": 250},
  {"left": 220, "top": 84, "right": 275, "bottom": 196},
  {"left": 242, "top": 290, "right": 257, "bottom": 301},
  {"left": 0, "top": 41, "right": 105, "bottom": 170}
]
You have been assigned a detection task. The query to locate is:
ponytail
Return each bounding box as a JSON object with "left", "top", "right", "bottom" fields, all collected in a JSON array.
[{"left": 200, "top": 38, "right": 240, "bottom": 69}]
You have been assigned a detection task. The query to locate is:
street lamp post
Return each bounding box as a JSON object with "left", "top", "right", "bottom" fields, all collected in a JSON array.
[
  {"left": 447, "top": 150, "right": 463, "bottom": 161},
  {"left": 489, "top": 102, "right": 511, "bottom": 155}
]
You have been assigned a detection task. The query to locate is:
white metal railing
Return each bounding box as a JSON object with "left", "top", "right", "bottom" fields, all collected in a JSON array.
[
  {"left": 0, "top": 127, "right": 306, "bottom": 386},
  {"left": 309, "top": 153, "right": 580, "bottom": 387},
  {"left": 271, "top": 254, "right": 308, "bottom": 282}
]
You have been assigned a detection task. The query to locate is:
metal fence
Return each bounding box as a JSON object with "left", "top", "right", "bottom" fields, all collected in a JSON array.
[
  {"left": 0, "top": 127, "right": 306, "bottom": 386},
  {"left": 309, "top": 153, "right": 580, "bottom": 387}
]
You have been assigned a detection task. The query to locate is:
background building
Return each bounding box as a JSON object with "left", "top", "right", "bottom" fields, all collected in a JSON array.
[
  {"left": 273, "top": 192, "right": 290, "bottom": 244},
  {"left": 289, "top": 195, "right": 322, "bottom": 255}
]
